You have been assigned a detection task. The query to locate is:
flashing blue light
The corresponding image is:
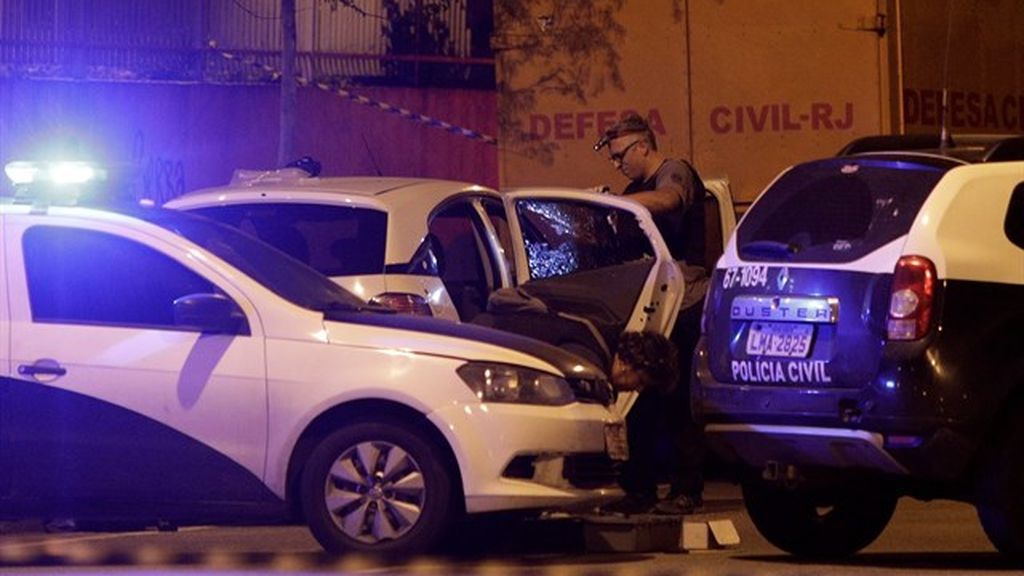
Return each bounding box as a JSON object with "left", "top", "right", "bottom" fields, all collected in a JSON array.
[
  {"left": 884, "top": 379, "right": 897, "bottom": 390},
  {"left": 4, "top": 160, "right": 106, "bottom": 187},
  {"left": 4, "top": 161, "right": 39, "bottom": 185},
  {"left": 49, "top": 161, "right": 99, "bottom": 185}
]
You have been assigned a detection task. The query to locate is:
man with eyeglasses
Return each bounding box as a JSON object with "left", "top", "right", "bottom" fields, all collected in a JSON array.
[{"left": 594, "top": 112, "right": 709, "bottom": 517}]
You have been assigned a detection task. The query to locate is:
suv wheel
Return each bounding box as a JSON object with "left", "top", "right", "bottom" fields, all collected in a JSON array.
[
  {"left": 742, "top": 477, "right": 897, "bottom": 558},
  {"left": 976, "top": 418, "right": 1024, "bottom": 558},
  {"left": 300, "top": 420, "right": 455, "bottom": 556}
]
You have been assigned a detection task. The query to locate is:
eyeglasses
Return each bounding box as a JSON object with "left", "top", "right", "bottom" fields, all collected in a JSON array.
[{"left": 608, "top": 139, "right": 641, "bottom": 164}]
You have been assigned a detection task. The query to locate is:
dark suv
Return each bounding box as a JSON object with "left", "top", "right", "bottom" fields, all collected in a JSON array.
[{"left": 693, "top": 134, "right": 1024, "bottom": 558}]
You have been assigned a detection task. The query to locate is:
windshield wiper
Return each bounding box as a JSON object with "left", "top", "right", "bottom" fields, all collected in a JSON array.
[
  {"left": 356, "top": 303, "right": 398, "bottom": 314},
  {"left": 740, "top": 240, "right": 799, "bottom": 260},
  {"left": 320, "top": 301, "right": 397, "bottom": 315}
]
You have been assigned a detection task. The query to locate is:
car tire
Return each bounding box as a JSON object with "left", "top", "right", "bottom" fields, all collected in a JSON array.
[
  {"left": 976, "top": 419, "right": 1024, "bottom": 559},
  {"left": 742, "top": 477, "right": 897, "bottom": 558},
  {"left": 300, "top": 419, "right": 455, "bottom": 557}
]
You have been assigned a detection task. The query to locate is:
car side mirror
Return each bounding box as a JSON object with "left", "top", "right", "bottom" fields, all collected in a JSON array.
[{"left": 173, "top": 293, "right": 249, "bottom": 335}]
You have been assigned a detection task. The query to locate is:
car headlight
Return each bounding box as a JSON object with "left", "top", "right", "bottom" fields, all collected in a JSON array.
[{"left": 457, "top": 362, "right": 576, "bottom": 406}]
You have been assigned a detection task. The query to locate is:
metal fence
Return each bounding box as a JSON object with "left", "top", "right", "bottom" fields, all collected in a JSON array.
[{"left": 0, "top": 0, "right": 494, "bottom": 87}]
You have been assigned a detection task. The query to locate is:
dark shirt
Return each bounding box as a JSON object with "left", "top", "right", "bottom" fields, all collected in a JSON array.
[{"left": 623, "top": 158, "right": 707, "bottom": 268}]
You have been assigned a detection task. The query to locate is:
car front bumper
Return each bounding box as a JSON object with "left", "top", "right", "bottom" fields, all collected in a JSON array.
[{"left": 428, "top": 401, "right": 624, "bottom": 514}]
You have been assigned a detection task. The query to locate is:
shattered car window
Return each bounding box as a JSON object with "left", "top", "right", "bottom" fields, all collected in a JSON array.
[{"left": 515, "top": 199, "right": 654, "bottom": 280}]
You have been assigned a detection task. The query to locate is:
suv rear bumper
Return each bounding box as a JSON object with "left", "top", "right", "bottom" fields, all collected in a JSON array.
[
  {"left": 693, "top": 338, "right": 978, "bottom": 483},
  {"left": 705, "top": 424, "right": 909, "bottom": 475}
]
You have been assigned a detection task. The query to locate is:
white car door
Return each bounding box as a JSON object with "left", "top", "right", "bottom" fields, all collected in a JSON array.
[
  {"left": 2, "top": 211, "right": 271, "bottom": 510},
  {"left": 502, "top": 188, "right": 686, "bottom": 415}
]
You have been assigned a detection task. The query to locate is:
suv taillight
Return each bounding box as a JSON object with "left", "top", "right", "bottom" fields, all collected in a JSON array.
[
  {"left": 371, "top": 293, "right": 434, "bottom": 316},
  {"left": 887, "top": 255, "right": 936, "bottom": 340}
]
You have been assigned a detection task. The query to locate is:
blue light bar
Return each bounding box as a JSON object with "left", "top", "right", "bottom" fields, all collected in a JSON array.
[{"left": 4, "top": 160, "right": 107, "bottom": 186}]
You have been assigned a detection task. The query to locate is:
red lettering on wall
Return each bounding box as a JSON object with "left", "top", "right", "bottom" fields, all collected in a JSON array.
[
  {"left": 811, "top": 103, "right": 834, "bottom": 130},
  {"left": 553, "top": 113, "right": 573, "bottom": 139},
  {"left": 710, "top": 107, "right": 731, "bottom": 133},
  {"left": 782, "top": 105, "right": 800, "bottom": 130},
  {"left": 575, "top": 112, "right": 594, "bottom": 139},
  {"left": 835, "top": 103, "right": 854, "bottom": 129},
  {"left": 904, "top": 90, "right": 920, "bottom": 124},
  {"left": 529, "top": 114, "right": 551, "bottom": 139},
  {"left": 904, "top": 88, "right": 1024, "bottom": 130},
  {"left": 596, "top": 110, "right": 618, "bottom": 134},
  {"left": 646, "top": 109, "right": 665, "bottom": 135},
  {"left": 968, "top": 92, "right": 981, "bottom": 126},
  {"left": 984, "top": 95, "right": 999, "bottom": 128},
  {"left": 748, "top": 106, "right": 770, "bottom": 131},
  {"left": 920, "top": 90, "right": 938, "bottom": 125},
  {"left": 1001, "top": 96, "right": 1016, "bottom": 129},
  {"left": 949, "top": 91, "right": 965, "bottom": 128},
  {"left": 516, "top": 109, "right": 667, "bottom": 141},
  {"left": 525, "top": 109, "right": 667, "bottom": 142},
  {"left": 706, "top": 102, "right": 856, "bottom": 134}
]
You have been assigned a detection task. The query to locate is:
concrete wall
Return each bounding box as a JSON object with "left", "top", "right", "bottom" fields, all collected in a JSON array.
[
  {"left": 496, "top": 0, "right": 892, "bottom": 205},
  {"left": 898, "top": 0, "right": 1024, "bottom": 134}
]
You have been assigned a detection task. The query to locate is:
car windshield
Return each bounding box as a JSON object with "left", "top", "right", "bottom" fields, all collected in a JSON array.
[
  {"left": 736, "top": 157, "right": 948, "bottom": 263},
  {"left": 137, "top": 208, "right": 370, "bottom": 314}
]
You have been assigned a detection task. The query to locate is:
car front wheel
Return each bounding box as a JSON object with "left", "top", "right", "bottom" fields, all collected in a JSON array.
[
  {"left": 300, "top": 420, "right": 455, "bottom": 556},
  {"left": 742, "top": 477, "right": 897, "bottom": 558}
]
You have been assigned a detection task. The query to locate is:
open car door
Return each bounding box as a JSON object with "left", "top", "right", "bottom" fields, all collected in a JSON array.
[{"left": 502, "top": 188, "right": 685, "bottom": 416}]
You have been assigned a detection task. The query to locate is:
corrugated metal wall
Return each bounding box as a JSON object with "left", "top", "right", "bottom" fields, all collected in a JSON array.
[{"left": 0, "top": 0, "right": 491, "bottom": 86}]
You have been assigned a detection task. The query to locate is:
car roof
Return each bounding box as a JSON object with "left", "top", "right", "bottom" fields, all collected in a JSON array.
[
  {"left": 167, "top": 173, "right": 504, "bottom": 268},
  {"left": 173, "top": 172, "right": 500, "bottom": 212},
  {"left": 838, "top": 133, "right": 1024, "bottom": 164}
]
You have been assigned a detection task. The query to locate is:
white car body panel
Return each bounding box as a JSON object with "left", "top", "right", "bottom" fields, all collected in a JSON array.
[
  {"left": 2, "top": 208, "right": 270, "bottom": 479},
  {"left": 903, "top": 162, "right": 1024, "bottom": 283}
]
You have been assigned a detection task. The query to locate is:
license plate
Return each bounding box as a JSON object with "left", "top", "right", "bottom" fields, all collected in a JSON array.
[
  {"left": 605, "top": 421, "right": 629, "bottom": 461},
  {"left": 746, "top": 322, "right": 814, "bottom": 358}
]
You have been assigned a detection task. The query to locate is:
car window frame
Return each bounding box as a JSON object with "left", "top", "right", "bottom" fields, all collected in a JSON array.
[{"left": 20, "top": 223, "right": 248, "bottom": 333}]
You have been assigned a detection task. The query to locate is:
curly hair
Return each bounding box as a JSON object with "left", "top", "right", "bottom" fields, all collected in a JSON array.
[{"left": 614, "top": 330, "right": 679, "bottom": 393}]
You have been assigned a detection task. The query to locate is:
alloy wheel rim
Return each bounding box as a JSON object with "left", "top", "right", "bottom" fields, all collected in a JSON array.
[{"left": 324, "top": 440, "right": 426, "bottom": 544}]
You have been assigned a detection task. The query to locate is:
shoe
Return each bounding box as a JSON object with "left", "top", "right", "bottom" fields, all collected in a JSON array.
[
  {"left": 600, "top": 493, "right": 657, "bottom": 516},
  {"left": 653, "top": 493, "right": 704, "bottom": 516}
]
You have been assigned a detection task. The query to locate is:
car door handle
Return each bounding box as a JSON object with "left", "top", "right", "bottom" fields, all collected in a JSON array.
[{"left": 18, "top": 363, "right": 67, "bottom": 377}]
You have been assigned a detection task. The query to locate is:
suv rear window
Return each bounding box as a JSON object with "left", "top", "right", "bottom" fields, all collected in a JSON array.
[
  {"left": 736, "top": 158, "right": 947, "bottom": 263},
  {"left": 189, "top": 203, "right": 387, "bottom": 276}
]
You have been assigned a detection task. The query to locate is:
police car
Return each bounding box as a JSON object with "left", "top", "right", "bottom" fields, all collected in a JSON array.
[
  {"left": 0, "top": 161, "right": 626, "bottom": 556},
  {"left": 163, "top": 170, "right": 689, "bottom": 340},
  {"left": 692, "top": 135, "right": 1024, "bottom": 558}
]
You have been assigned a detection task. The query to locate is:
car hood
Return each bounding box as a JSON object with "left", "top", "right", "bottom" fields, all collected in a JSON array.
[{"left": 322, "top": 310, "right": 606, "bottom": 380}]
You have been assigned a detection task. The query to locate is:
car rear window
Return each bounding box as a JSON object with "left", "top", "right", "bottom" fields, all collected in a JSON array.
[
  {"left": 736, "top": 158, "right": 947, "bottom": 263},
  {"left": 189, "top": 203, "right": 387, "bottom": 276}
]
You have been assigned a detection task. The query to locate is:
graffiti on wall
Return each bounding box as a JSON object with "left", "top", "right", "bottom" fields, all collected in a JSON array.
[{"left": 130, "top": 131, "right": 185, "bottom": 205}]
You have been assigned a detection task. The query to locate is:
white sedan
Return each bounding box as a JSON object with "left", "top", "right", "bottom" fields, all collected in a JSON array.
[{"left": 1, "top": 162, "right": 632, "bottom": 556}]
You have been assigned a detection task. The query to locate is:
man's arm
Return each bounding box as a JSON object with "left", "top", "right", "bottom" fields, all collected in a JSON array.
[
  {"left": 623, "top": 187, "right": 682, "bottom": 215},
  {"left": 623, "top": 161, "right": 696, "bottom": 215}
]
